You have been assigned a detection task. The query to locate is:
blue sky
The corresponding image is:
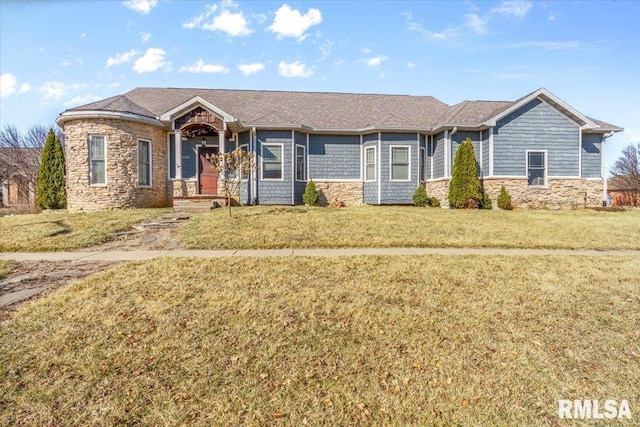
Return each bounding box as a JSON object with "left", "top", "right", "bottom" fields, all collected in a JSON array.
[{"left": 1, "top": 0, "right": 638, "bottom": 172}]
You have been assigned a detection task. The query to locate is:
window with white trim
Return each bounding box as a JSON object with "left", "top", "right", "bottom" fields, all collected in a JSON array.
[
  {"left": 89, "top": 135, "right": 106, "bottom": 185},
  {"left": 365, "top": 146, "right": 376, "bottom": 181},
  {"left": 295, "top": 145, "right": 306, "bottom": 181},
  {"left": 391, "top": 146, "right": 410, "bottom": 181},
  {"left": 262, "top": 143, "right": 283, "bottom": 180},
  {"left": 527, "top": 151, "right": 546, "bottom": 186},
  {"left": 138, "top": 140, "right": 151, "bottom": 187}
]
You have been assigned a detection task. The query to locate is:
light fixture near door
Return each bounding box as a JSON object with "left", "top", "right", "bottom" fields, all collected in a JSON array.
[{"left": 200, "top": 137, "right": 207, "bottom": 147}]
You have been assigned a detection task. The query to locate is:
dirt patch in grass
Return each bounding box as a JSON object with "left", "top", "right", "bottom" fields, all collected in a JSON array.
[
  {"left": 2, "top": 256, "right": 638, "bottom": 426},
  {"left": 0, "top": 208, "right": 170, "bottom": 252},
  {"left": 179, "top": 206, "right": 640, "bottom": 251}
]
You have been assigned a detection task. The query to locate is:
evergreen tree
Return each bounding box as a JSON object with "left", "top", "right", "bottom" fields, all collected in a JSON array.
[
  {"left": 36, "top": 129, "right": 66, "bottom": 209},
  {"left": 497, "top": 185, "right": 513, "bottom": 210},
  {"left": 412, "top": 185, "right": 429, "bottom": 207},
  {"left": 448, "top": 138, "right": 481, "bottom": 209},
  {"left": 302, "top": 179, "right": 320, "bottom": 206}
]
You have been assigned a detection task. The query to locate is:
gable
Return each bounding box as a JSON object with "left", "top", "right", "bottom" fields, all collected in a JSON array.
[{"left": 496, "top": 98, "right": 579, "bottom": 131}]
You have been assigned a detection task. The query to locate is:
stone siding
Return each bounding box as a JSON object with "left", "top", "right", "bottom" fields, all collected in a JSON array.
[
  {"left": 64, "top": 118, "right": 168, "bottom": 211},
  {"left": 425, "top": 178, "right": 602, "bottom": 208},
  {"left": 314, "top": 181, "right": 363, "bottom": 206}
]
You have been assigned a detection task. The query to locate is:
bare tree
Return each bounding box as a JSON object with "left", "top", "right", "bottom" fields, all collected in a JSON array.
[
  {"left": 610, "top": 142, "right": 640, "bottom": 206},
  {"left": 0, "top": 124, "right": 62, "bottom": 208},
  {"left": 208, "top": 147, "right": 258, "bottom": 217}
]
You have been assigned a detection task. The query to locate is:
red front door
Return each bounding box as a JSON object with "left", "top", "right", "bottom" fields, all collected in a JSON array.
[{"left": 198, "top": 147, "right": 218, "bottom": 194}]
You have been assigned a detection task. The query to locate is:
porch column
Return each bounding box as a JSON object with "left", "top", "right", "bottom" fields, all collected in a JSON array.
[
  {"left": 175, "top": 130, "right": 182, "bottom": 179},
  {"left": 219, "top": 130, "right": 225, "bottom": 153}
]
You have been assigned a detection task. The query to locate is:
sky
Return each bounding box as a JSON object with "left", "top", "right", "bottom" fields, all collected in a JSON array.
[{"left": 1, "top": 0, "right": 639, "bottom": 173}]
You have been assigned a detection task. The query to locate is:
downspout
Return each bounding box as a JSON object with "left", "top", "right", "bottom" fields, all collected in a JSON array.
[
  {"left": 251, "top": 127, "right": 257, "bottom": 205},
  {"left": 601, "top": 131, "right": 615, "bottom": 205}
]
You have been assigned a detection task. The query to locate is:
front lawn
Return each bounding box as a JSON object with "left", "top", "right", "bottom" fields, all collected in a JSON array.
[
  {"left": 0, "top": 209, "right": 170, "bottom": 252},
  {"left": 1, "top": 255, "right": 638, "bottom": 426},
  {"left": 0, "top": 260, "right": 12, "bottom": 280},
  {"left": 179, "top": 206, "right": 640, "bottom": 250}
]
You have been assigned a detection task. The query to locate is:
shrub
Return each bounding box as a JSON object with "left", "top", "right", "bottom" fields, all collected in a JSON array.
[
  {"left": 479, "top": 192, "right": 492, "bottom": 210},
  {"left": 413, "top": 185, "right": 429, "bottom": 207},
  {"left": 302, "top": 179, "right": 320, "bottom": 206},
  {"left": 428, "top": 196, "right": 441, "bottom": 208},
  {"left": 36, "top": 129, "right": 66, "bottom": 210},
  {"left": 497, "top": 185, "right": 513, "bottom": 210},
  {"left": 448, "top": 138, "right": 481, "bottom": 209}
]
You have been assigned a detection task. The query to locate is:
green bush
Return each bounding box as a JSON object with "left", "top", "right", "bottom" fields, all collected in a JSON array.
[
  {"left": 36, "top": 129, "right": 66, "bottom": 210},
  {"left": 302, "top": 179, "right": 319, "bottom": 206},
  {"left": 497, "top": 185, "right": 513, "bottom": 210},
  {"left": 448, "top": 138, "right": 481, "bottom": 209},
  {"left": 479, "top": 192, "right": 492, "bottom": 210},
  {"left": 413, "top": 185, "right": 429, "bottom": 207},
  {"left": 428, "top": 196, "right": 441, "bottom": 208}
]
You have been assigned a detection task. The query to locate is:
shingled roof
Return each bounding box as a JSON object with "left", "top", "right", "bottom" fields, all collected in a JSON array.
[{"left": 61, "top": 87, "right": 621, "bottom": 132}]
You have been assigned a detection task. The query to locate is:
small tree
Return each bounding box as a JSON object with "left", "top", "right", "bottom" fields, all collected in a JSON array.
[
  {"left": 36, "top": 129, "right": 66, "bottom": 209},
  {"left": 303, "top": 179, "right": 320, "bottom": 206},
  {"left": 209, "top": 147, "right": 258, "bottom": 217},
  {"left": 497, "top": 185, "right": 513, "bottom": 210},
  {"left": 413, "top": 185, "right": 429, "bottom": 207},
  {"left": 448, "top": 138, "right": 481, "bottom": 208},
  {"left": 610, "top": 142, "right": 640, "bottom": 206}
]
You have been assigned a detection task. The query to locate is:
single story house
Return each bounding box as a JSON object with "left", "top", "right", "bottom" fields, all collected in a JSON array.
[
  {"left": 607, "top": 176, "right": 640, "bottom": 206},
  {"left": 56, "top": 87, "right": 622, "bottom": 211}
]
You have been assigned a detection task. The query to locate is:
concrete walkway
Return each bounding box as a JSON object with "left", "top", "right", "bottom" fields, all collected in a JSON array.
[{"left": 2, "top": 247, "right": 640, "bottom": 261}]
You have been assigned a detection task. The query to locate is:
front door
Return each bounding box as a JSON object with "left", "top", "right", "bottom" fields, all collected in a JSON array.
[{"left": 198, "top": 147, "right": 219, "bottom": 194}]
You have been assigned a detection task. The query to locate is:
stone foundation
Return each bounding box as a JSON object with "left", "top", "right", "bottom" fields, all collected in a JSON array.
[
  {"left": 314, "top": 181, "right": 363, "bottom": 206},
  {"left": 63, "top": 118, "right": 169, "bottom": 211},
  {"left": 425, "top": 178, "right": 603, "bottom": 209}
]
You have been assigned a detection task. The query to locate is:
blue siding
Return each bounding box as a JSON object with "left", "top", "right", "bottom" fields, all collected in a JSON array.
[
  {"left": 238, "top": 131, "right": 251, "bottom": 205},
  {"left": 256, "top": 130, "right": 292, "bottom": 205},
  {"left": 582, "top": 134, "right": 602, "bottom": 178},
  {"left": 294, "top": 132, "right": 307, "bottom": 203},
  {"left": 380, "top": 133, "right": 419, "bottom": 204},
  {"left": 169, "top": 134, "right": 176, "bottom": 178},
  {"left": 493, "top": 99, "right": 580, "bottom": 177},
  {"left": 181, "top": 140, "right": 199, "bottom": 179},
  {"left": 482, "top": 129, "right": 490, "bottom": 177},
  {"left": 363, "top": 134, "right": 378, "bottom": 204},
  {"left": 308, "top": 134, "right": 360, "bottom": 180},
  {"left": 451, "top": 131, "right": 481, "bottom": 177},
  {"left": 420, "top": 134, "right": 428, "bottom": 181},
  {"left": 432, "top": 132, "right": 445, "bottom": 179}
]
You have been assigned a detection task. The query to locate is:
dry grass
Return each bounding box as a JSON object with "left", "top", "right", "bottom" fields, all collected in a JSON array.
[
  {"left": 0, "top": 208, "right": 170, "bottom": 252},
  {"left": 1, "top": 256, "right": 639, "bottom": 426},
  {"left": 0, "top": 260, "right": 12, "bottom": 280},
  {"left": 179, "top": 205, "right": 640, "bottom": 250}
]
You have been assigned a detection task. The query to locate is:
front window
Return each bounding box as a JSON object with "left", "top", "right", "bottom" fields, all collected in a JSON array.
[
  {"left": 296, "top": 145, "right": 306, "bottom": 181},
  {"left": 527, "top": 151, "right": 546, "bottom": 186},
  {"left": 138, "top": 140, "right": 151, "bottom": 187},
  {"left": 262, "top": 143, "right": 283, "bottom": 180},
  {"left": 365, "top": 146, "right": 376, "bottom": 181},
  {"left": 391, "top": 146, "right": 410, "bottom": 181},
  {"left": 89, "top": 135, "right": 106, "bottom": 185}
]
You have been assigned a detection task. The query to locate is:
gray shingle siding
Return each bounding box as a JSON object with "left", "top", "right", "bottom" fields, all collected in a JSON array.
[
  {"left": 451, "top": 131, "right": 481, "bottom": 177},
  {"left": 256, "top": 130, "right": 293, "bottom": 205},
  {"left": 308, "top": 134, "right": 360, "bottom": 180},
  {"left": 482, "top": 129, "right": 490, "bottom": 177},
  {"left": 380, "top": 133, "right": 419, "bottom": 204},
  {"left": 363, "top": 134, "right": 378, "bottom": 204},
  {"left": 493, "top": 99, "right": 580, "bottom": 177},
  {"left": 581, "top": 134, "right": 602, "bottom": 178},
  {"left": 432, "top": 132, "right": 445, "bottom": 179}
]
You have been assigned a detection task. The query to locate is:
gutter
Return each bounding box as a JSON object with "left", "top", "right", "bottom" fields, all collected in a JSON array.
[
  {"left": 601, "top": 131, "right": 615, "bottom": 204},
  {"left": 56, "top": 110, "right": 166, "bottom": 128}
]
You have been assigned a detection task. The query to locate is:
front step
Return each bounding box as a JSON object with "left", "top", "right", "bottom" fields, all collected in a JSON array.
[{"left": 173, "top": 197, "right": 226, "bottom": 213}]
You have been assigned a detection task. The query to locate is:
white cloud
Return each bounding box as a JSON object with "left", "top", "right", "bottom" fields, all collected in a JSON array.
[
  {"left": 268, "top": 4, "right": 322, "bottom": 40},
  {"left": 183, "top": 4, "right": 218, "bottom": 29},
  {"left": 63, "top": 94, "right": 102, "bottom": 107},
  {"left": 133, "top": 48, "right": 170, "bottom": 73},
  {"left": 140, "top": 32, "right": 151, "bottom": 42},
  {"left": 491, "top": 0, "right": 532, "bottom": 19},
  {"left": 278, "top": 60, "right": 313, "bottom": 78},
  {"left": 204, "top": 9, "right": 252, "bottom": 36},
  {"left": 318, "top": 39, "right": 334, "bottom": 61},
  {"left": 1, "top": 73, "right": 17, "bottom": 98},
  {"left": 548, "top": 11, "right": 558, "bottom": 21},
  {"left": 238, "top": 62, "right": 265, "bottom": 76},
  {"left": 107, "top": 49, "right": 138, "bottom": 67},
  {"left": 19, "top": 83, "right": 31, "bottom": 94},
  {"left": 61, "top": 60, "right": 72, "bottom": 67},
  {"left": 361, "top": 47, "right": 372, "bottom": 54},
  {"left": 122, "top": 0, "right": 158, "bottom": 15},
  {"left": 366, "top": 55, "right": 387, "bottom": 68},
  {"left": 179, "top": 59, "right": 229, "bottom": 73},
  {"left": 39, "top": 82, "right": 88, "bottom": 103},
  {"left": 465, "top": 13, "right": 487, "bottom": 35},
  {"left": 407, "top": 20, "right": 460, "bottom": 41},
  {"left": 407, "top": 62, "right": 416, "bottom": 69}
]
